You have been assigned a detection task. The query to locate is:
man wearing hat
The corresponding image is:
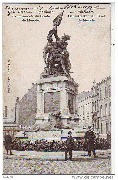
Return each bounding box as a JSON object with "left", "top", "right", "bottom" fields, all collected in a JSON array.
[
  {"left": 65, "top": 131, "right": 74, "bottom": 160},
  {"left": 84, "top": 126, "right": 96, "bottom": 157},
  {"left": 4, "top": 131, "right": 13, "bottom": 155}
]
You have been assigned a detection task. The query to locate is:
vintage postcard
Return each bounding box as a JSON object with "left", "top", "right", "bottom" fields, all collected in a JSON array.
[{"left": 2, "top": 2, "right": 114, "bottom": 175}]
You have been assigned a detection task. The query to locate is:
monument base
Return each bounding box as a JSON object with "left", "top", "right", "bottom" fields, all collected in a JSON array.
[{"left": 35, "top": 75, "right": 78, "bottom": 129}]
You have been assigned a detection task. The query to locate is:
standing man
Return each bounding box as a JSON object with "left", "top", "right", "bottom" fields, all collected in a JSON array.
[
  {"left": 4, "top": 131, "right": 13, "bottom": 155},
  {"left": 84, "top": 126, "right": 96, "bottom": 157},
  {"left": 65, "top": 131, "right": 74, "bottom": 160}
]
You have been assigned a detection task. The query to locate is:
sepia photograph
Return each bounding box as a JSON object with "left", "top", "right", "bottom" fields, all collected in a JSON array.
[{"left": 2, "top": 2, "right": 113, "bottom": 175}]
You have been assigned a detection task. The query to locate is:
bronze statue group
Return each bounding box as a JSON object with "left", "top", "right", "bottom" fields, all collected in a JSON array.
[{"left": 42, "top": 11, "right": 71, "bottom": 78}]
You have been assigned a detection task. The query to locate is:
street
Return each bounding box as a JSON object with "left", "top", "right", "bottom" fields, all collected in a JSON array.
[{"left": 3, "top": 149, "right": 111, "bottom": 174}]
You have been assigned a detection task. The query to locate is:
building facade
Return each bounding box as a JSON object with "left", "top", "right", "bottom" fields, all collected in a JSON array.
[
  {"left": 15, "top": 83, "right": 37, "bottom": 128},
  {"left": 91, "top": 76, "right": 111, "bottom": 134},
  {"left": 77, "top": 76, "right": 111, "bottom": 134},
  {"left": 77, "top": 91, "right": 92, "bottom": 129}
]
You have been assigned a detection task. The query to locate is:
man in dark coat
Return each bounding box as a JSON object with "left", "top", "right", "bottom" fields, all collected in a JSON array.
[
  {"left": 65, "top": 131, "right": 74, "bottom": 160},
  {"left": 4, "top": 132, "right": 13, "bottom": 155},
  {"left": 84, "top": 126, "right": 96, "bottom": 157}
]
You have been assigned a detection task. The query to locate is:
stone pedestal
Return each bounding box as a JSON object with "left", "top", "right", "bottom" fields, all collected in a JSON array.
[{"left": 35, "top": 76, "right": 78, "bottom": 128}]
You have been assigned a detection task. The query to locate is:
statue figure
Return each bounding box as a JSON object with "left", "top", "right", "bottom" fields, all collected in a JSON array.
[{"left": 42, "top": 11, "right": 71, "bottom": 77}]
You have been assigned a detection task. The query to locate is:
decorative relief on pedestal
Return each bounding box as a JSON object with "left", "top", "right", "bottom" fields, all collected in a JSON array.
[{"left": 44, "top": 92, "right": 60, "bottom": 113}]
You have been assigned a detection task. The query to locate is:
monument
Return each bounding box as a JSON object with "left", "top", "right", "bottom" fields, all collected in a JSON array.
[{"left": 35, "top": 12, "right": 78, "bottom": 130}]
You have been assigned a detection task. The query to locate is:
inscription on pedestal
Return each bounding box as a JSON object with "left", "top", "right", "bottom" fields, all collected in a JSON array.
[{"left": 44, "top": 92, "right": 60, "bottom": 113}]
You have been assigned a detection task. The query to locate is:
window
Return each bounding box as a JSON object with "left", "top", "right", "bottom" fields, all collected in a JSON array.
[
  {"left": 106, "top": 122, "right": 108, "bottom": 134},
  {"left": 95, "top": 101, "right": 96, "bottom": 111},
  {"left": 97, "top": 119, "right": 99, "bottom": 129},
  {"left": 109, "top": 102, "right": 111, "bottom": 115},
  {"left": 83, "top": 105, "right": 84, "bottom": 115},
  {"left": 95, "top": 120, "right": 96, "bottom": 129},
  {"left": 100, "top": 105, "right": 102, "bottom": 117},
  {"left": 100, "top": 89, "right": 102, "bottom": 100},
  {"left": 105, "top": 87, "right": 108, "bottom": 97},
  {"left": 105, "top": 104, "right": 107, "bottom": 116},
  {"left": 110, "top": 122, "right": 111, "bottom": 131},
  {"left": 101, "top": 123, "right": 103, "bottom": 134},
  {"left": 97, "top": 100, "right": 99, "bottom": 110},
  {"left": 92, "top": 102, "right": 94, "bottom": 112},
  {"left": 109, "top": 85, "right": 111, "bottom": 97},
  {"left": 5, "top": 106, "right": 7, "bottom": 117}
]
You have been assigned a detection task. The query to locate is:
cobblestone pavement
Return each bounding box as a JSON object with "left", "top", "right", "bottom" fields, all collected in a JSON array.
[{"left": 3, "top": 150, "right": 111, "bottom": 174}]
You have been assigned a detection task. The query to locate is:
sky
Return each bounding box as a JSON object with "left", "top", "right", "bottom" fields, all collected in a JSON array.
[{"left": 2, "top": 3, "right": 111, "bottom": 116}]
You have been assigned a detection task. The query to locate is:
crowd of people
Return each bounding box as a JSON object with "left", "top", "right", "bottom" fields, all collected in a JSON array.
[{"left": 11, "top": 137, "right": 110, "bottom": 152}]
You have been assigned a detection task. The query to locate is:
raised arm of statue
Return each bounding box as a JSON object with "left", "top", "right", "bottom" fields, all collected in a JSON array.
[
  {"left": 47, "top": 11, "right": 64, "bottom": 43},
  {"left": 47, "top": 27, "right": 59, "bottom": 42}
]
